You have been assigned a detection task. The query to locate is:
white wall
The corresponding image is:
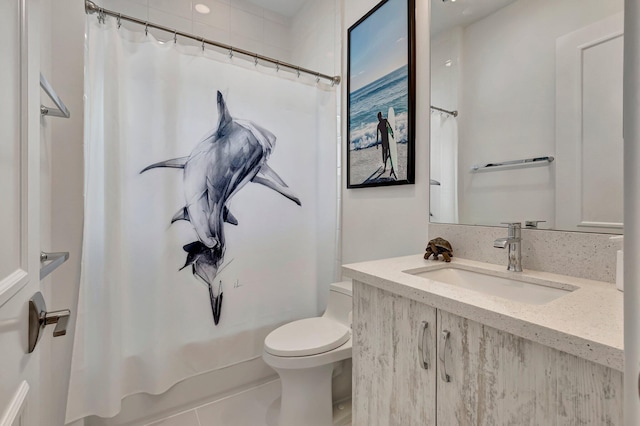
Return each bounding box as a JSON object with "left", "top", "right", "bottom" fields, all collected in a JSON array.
[
  {"left": 430, "top": 27, "right": 460, "bottom": 117},
  {"left": 50, "top": 1, "right": 86, "bottom": 425},
  {"left": 429, "top": 27, "right": 461, "bottom": 222},
  {"left": 341, "top": 0, "right": 430, "bottom": 265},
  {"left": 98, "top": 0, "right": 294, "bottom": 61},
  {"left": 457, "top": 0, "right": 623, "bottom": 226},
  {"left": 39, "top": 0, "right": 56, "bottom": 424}
]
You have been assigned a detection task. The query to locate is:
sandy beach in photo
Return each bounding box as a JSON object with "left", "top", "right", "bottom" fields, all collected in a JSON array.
[{"left": 349, "top": 143, "right": 408, "bottom": 185}]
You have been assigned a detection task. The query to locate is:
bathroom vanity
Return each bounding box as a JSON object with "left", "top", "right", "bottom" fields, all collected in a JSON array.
[{"left": 343, "top": 256, "right": 623, "bottom": 425}]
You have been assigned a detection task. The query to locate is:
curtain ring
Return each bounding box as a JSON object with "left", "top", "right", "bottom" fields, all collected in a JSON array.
[
  {"left": 229, "top": 47, "right": 233, "bottom": 58},
  {"left": 145, "top": 22, "right": 149, "bottom": 36},
  {"left": 254, "top": 54, "right": 258, "bottom": 66},
  {"left": 276, "top": 61, "right": 280, "bottom": 72},
  {"left": 331, "top": 78, "right": 335, "bottom": 87},
  {"left": 297, "top": 67, "right": 300, "bottom": 78},
  {"left": 316, "top": 72, "right": 320, "bottom": 83},
  {"left": 174, "top": 30, "right": 177, "bottom": 44},
  {"left": 97, "top": 8, "right": 105, "bottom": 24},
  {"left": 117, "top": 14, "right": 122, "bottom": 29},
  {"left": 202, "top": 38, "right": 205, "bottom": 52}
]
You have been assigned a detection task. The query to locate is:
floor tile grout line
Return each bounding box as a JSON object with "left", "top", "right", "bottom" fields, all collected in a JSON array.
[{"left": 194, "top": 408, "right": 202, "bottom": 426}]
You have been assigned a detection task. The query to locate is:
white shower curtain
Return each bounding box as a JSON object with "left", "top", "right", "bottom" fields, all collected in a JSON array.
[
  {"left": 430, "top": 112, "right": 459, "bottom": 223},
  {"left": 66, "top": 18, "right": 338, "bottom": 422}
]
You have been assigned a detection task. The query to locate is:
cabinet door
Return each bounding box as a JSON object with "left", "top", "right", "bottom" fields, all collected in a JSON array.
[
  {"left": 437, "top": 310, "right": 556, "bottom": 425},
  {"left": 352, "top": 281, "right": 437, "bottom": 425},
  {"left": 437, "top": 310, "right": 623, "bottom": 425}
]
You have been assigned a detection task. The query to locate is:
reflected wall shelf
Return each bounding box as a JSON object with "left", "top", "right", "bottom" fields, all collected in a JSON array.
[
  {"left": 40, "top": 252, "right": 69, "bottom": 280},
  {"left": 471, "top": 156, "right": 555, "bottom": 173}
]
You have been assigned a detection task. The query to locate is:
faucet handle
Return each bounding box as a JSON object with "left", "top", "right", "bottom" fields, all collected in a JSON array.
[{"left": 525, "top": 220, "right": 546, "bottom": 228}]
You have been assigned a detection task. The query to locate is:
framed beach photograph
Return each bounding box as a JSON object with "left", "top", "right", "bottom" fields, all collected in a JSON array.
[{"left": 347, "top": 0, "right": 415, "bottom": 189}]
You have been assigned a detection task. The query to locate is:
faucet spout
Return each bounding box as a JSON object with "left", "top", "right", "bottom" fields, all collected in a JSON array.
[
  {"left": 494, "top": 223, "right": 523, "bottom": 272},
  {"left": 493, "top": 239, "right": 507, "bottom": 249},
  {"left": 494, "top": 237, "right": 520, "bottom": 249}
]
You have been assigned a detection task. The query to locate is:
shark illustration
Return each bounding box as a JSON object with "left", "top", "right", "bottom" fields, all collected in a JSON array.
[{"left": 141, "top": 91, "right": 301, "bottom": 325}]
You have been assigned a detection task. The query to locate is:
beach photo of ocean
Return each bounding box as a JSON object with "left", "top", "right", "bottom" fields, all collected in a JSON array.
[{"left": 347, "top": 0, "right": 412, "bottom": 187}]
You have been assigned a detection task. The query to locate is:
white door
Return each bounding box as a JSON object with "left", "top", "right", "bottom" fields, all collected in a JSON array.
[
  {"left": 555, "top": 13, "right": 624, "bottom": 233},
  {"left": 0, "top": 0, "right": 46, "bottom": 425}
]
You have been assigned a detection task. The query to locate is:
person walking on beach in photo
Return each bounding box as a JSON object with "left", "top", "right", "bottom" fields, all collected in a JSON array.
[
  {"left": 376, "top": 111, "right": 393, "bottom": 172},
  {"left": 376, "top": 111, "right": 397, "bottom": 178}
]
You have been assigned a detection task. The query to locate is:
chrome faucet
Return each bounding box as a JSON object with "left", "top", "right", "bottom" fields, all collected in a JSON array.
[{"left": 494, "top": 222, "right": 522, "bottom": 272}]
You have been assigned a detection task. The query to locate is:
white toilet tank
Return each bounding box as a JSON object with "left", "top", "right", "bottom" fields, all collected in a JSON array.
[{"left": 322, "top": 281, "right": 352, "bottom": 325}]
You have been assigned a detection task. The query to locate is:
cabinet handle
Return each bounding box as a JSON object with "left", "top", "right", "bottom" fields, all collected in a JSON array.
[
  {"left": 417, "top": 321, "right": 429, "bottom": 370},
  {"left": 439, "top": 330, "right": 451, "bottom": 382}
]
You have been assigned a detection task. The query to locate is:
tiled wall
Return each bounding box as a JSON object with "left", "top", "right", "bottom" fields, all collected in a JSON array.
[{"left": 97, "top": 0, "right": 294, "bottom": 62}]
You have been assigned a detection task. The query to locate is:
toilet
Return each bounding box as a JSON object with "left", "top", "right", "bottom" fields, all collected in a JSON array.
[{"left": 263, "top": 280, "right": 353, "bottom": 426}]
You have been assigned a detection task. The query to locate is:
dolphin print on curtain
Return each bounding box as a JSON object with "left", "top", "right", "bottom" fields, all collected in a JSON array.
[
  {"left": 66, "top": 16, "right": 338, "bottom": 422},
  {"left": 140, "top": 91, "right": 302, "bottom": 325}
]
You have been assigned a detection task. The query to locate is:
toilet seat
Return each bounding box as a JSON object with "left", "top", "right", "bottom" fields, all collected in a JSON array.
[{"left": 264, "top": 317, "right": 351, "bottom": 357}]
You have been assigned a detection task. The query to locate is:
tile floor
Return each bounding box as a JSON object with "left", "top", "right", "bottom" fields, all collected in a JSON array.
[{"left": 146, "top": 379, "right": 352, "bottom": 426}]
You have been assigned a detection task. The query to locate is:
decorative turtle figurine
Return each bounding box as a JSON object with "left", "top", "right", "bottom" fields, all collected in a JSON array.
[{"left": 424, "top": 237, "right": 453, "bottom": 262}]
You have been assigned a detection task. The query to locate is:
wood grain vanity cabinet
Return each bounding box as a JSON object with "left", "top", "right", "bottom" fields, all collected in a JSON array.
[
  {"left": 352, "top": 281, "right": 437, "bottom": 425},
  {"left": 352, "top": 281, "right": 623, "bottom": 426}
]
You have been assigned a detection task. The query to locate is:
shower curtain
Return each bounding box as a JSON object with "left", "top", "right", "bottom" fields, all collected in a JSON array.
[
  {"left": 66, "top": 18, "right": 338, "bottom": 422},
  {"left": 430, "top": 111, "right": 459, "bottom": 223}
]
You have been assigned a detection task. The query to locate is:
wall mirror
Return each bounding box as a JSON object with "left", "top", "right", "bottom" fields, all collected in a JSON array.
[{"left": 429, "top": 0, "right": 624, "bottom": 234}]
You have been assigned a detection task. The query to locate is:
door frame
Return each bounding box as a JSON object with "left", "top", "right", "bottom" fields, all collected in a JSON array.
[{"left": 0, "top": 0, "right": 44, "bottom": 424}]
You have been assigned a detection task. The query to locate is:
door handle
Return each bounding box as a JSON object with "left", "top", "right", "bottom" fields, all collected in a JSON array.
[
  {"left": 28, "top": 292, "right": 71, "bottom": 353},
  {"left": 417, "top": 321, "right": 429, "bottom": 370},
  {"left": 439, "top": 330, "right": 451, "bottom": 382}
]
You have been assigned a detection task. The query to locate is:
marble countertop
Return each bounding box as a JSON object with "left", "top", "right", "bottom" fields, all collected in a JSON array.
[{"left": 342, "top": 255, "right": 624, "bottom": 371}]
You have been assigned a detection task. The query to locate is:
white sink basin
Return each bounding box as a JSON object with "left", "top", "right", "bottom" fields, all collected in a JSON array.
[{"left": 408, "top": 267, "right": 575, "bottom": 305}]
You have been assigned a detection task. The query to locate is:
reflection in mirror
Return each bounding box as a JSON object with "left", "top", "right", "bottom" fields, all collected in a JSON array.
[{"left": 429, "top": 0, "right": 624, "bottom": 234}]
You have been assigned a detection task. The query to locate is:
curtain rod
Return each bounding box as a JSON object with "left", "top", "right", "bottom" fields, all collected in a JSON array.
[
  {"left": 431, "top": 105, "right": 458, "bottom": 117},
  {"left": 84, "top": 0, "right": 341, "bottom": 86}
]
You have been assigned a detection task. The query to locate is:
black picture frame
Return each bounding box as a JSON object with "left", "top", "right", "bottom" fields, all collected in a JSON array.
[{"left": 346, "top": 0, "right": 416, "bottom": 189}]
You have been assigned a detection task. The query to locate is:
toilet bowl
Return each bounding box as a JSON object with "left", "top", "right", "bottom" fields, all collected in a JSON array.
[{"left": 263, "top": 280, "right": 352, "bottom": 426}]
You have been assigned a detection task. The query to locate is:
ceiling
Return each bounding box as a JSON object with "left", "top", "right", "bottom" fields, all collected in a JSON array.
[
  {"left": 246, "top": 0, "right": 518, "bottom": 30},
  {"left": 247, "top": 0, "right": 309, "bottom": 17},
  {"left": 431, "top": 0, "right": 518, "bottom": 36}
]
